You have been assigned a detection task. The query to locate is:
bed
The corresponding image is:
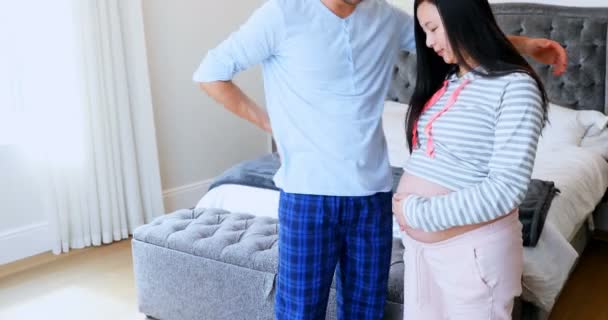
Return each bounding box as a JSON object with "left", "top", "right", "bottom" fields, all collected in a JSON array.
[{"left": 196, "top": 3, "right": 608, "bottom": 319}]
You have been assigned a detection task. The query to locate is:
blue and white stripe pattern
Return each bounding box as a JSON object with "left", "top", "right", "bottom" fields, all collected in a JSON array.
[{"left": 403, "top": 71, "right": 545, "bottom": 232}]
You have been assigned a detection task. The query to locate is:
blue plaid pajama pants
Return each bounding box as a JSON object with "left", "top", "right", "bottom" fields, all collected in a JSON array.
[{"left": 274, "top": 191, "right": 393, "bottom": 320}]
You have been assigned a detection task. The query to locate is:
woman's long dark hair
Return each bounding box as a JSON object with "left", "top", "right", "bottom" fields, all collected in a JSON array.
[{"left": 406, "top": 0, "right": 548, "bottom": 151}]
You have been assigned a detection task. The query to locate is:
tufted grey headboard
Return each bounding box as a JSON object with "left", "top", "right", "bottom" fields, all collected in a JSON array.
[{"left": 387, "top": 3, "right": 608, "bottom": 114}]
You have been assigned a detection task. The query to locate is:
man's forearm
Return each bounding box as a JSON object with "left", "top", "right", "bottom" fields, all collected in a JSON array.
[
  {"left": 506, "top": 35, "right": 567, "bottom": 75},
  {"left": 199, "top": 81, "right": 271, "bottom": 133},
  {"left": 506, "top": 35, "right": 528, "bottom": 54}
]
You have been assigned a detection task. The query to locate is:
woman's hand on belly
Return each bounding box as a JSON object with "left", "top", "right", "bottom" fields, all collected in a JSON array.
[
  {"left": 394, "top": 173, "right": 506, "bottom": 242},
  {"left": 392, "top": 192, "right": 415, "bottom": 232},
  {"left": 392, "top": 173, "right": 451, "bottom": 232}
]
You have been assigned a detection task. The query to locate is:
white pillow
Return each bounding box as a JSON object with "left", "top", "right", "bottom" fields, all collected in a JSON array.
[
  {"left": 537, "top": 103, "right": 608, "bottom": 153},
  {"left": 579, "top": 109, "right": 608, "bottom": 137},
  {"left": 580, "top": 130, "right": 608, "bottom": 159},
  {"left": 580, "top": 110, "right": 608, "bottom": 159},
  {"left": 382, "top": 100, "right": 410, "bottom": 167},
  {"left": 537, "top": 104, "right": 586, "bottom": 149}
]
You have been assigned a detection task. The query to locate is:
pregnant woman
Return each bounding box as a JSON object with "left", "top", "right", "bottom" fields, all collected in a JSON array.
[{"left": 391, "top": 0, "right": 549, "bottom": 319}]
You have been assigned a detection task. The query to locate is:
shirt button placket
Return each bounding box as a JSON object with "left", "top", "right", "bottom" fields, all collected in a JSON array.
[
  {"left": 343, "top": 19, "right": 354, "bottom": 67},
  {"left": 343, "top": 18, "right": 355, "bottom": 92}
]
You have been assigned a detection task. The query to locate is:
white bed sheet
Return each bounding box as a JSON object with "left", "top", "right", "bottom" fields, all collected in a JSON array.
[
  {"left": 521, "top": 146, "right": 608, "bottom": 310},
  {"left": 197, "top": 184, "right": 280, "bottom": 219},
  {"left": 195, "top": 147, "right": 608, "bottom": 312},
  {"left": 531, "top": 146, "right": 608, "bottom": 241}
]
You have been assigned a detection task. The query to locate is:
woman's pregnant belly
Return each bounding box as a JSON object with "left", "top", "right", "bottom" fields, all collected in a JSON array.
[{"left": 396, "top": 172, "right": 503, "bottom": 243}]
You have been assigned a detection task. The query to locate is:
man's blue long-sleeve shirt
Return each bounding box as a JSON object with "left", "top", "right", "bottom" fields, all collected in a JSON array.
[{"left": 193, "top": 0, "right": 415, "bottom": 196}]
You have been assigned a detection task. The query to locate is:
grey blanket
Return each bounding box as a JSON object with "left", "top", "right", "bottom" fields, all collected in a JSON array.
[
  {"left": 209, "top": 153, "right": 558, "bottom": 247},
  {"left": 209, "top": 153, "right": 283, "bottom": 192}
]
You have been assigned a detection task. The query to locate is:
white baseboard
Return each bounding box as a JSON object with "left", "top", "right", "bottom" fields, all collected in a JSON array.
[
  {"left": 162, "top": 179, "right": 213, "bottom": 213},
  {"left": 0, "top": 222, "right": 52, "bottom": 265}
]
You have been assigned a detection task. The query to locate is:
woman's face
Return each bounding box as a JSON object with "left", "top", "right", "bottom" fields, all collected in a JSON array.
[{"left": 417, "top": 2, "right": 456, "bottom": 64}]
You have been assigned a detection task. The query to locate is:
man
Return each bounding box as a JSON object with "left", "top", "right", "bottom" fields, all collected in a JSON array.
[{"left": 193, "top": 1, "right": 566, "bottom": 319}]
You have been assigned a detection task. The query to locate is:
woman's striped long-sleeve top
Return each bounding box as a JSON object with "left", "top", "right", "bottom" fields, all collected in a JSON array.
[{"left": 402, "top": 70, "right": 545, "bottom": 232}]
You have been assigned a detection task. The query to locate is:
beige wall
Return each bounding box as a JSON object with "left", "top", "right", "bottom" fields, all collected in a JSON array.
[{"left": 142, "top": 0, "right": 270, "bottom": 210}]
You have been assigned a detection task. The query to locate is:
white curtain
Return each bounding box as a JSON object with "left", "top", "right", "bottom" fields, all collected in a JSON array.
[{"left": 0, "top": 0, "right": 164, "bottom": 254}]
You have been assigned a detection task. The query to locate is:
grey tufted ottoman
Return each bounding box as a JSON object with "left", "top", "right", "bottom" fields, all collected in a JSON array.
[{"left": 132, "top": 208, "right": 405, "bottom": 320}]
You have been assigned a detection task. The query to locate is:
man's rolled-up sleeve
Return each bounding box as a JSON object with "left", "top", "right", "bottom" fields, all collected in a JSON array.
[{"left": 193, "top": 0, "right": 285, "bottom": 83}]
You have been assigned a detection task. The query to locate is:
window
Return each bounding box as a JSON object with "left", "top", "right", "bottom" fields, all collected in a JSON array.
[{"left": 0, "top": 1, "right": 80, "bottom": 147}]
